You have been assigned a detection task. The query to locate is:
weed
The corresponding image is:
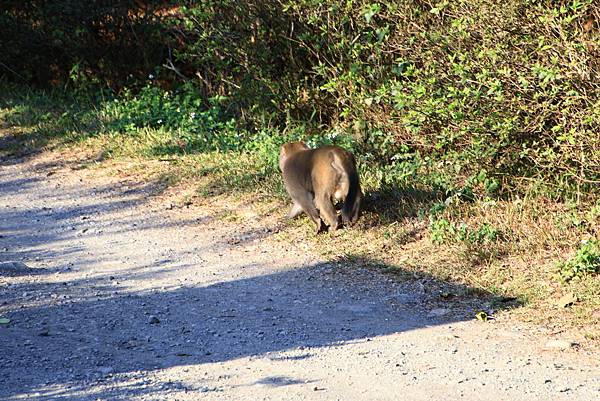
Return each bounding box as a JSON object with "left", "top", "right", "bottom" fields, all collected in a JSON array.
[
  {"left": 429, "top": 216, "right": 500, "bottom": 247},
  {"left": 102, "top": 84, "right": 241, "bottom": 153},
  {"left": 429, "top": 218, "right": 452, "bottom": 245},
  {"left": 557, "top": 240, "right": 600, "bottom": 282}
]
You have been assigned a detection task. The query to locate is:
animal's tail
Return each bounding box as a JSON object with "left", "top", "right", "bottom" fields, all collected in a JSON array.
[
  {"left": 341, "top": 168, "right": 361, "bottom": 224},
  {"left": 331, "top": 151, "right": 361, "bottom": 225}
]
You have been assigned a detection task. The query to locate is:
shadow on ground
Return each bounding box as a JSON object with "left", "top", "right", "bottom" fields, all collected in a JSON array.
[
  {"left": 361, "top": 186, "right": 442, "bottom": 225},
  {"left": 0, "top": 150, "right": 521, "bottom": 400},
  {"left": 1, "top": 259, "right": 505, "bottom": 400},
  {"left": 0, "top": 206, "right": 520, "bottom": 400}
]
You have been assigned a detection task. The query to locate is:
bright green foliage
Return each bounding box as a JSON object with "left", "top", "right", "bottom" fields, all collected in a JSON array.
[
  {"left": 102, "top": 84, "right": 240, "bottom": 153},
  {"left": 428, "top": 200, "right": 500, "bottom": 248},
  {"left": 557, "top": 240, "right": 600, "bottom": 281},
  {"left": 429, "top": 217, "right": 500, "bottom": 246},
  {"left": 429, "top": 218, "right": 453, "bottom": 245}
]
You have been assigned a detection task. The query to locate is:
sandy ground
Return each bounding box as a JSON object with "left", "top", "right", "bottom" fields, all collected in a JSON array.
[{"left": 0, "top": 154, "right": 598, "bottom": 401}]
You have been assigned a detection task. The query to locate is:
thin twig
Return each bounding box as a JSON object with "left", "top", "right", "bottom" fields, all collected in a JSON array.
[
  {"left": 0, "top": 62, "right": 27, "bottom": 81},
  {"left": 163, "top": 48, "right": 189, "bottom": 80}
]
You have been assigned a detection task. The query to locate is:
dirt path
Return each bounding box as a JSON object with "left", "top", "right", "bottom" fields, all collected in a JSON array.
[{"left": 0, "top": 154, "right": 598, "bottom": 401}]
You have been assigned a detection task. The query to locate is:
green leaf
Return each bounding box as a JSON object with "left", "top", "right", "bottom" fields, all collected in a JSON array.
[{"left": 363, "top": 4, "right": 381, "bottom": 23}]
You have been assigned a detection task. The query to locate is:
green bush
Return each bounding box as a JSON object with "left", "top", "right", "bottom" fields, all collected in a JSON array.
[
  {"left": 557, "top": 239, "right": 600, "bottom": 281},
  {"left": 429, "top": 217, "right": 500, "bottom": 246},
  {"left": 102, "top": 84, "right": 240, "bottom": 153},
  {"left": 168, "top": 0, "right": 600, "bottom": 198}
]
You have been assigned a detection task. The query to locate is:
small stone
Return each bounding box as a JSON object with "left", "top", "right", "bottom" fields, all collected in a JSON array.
[
  {"left": 545, "top": 340, "right": 576, "bottom": 350},
  {"left": 0, "top": 261, "right": 32, "bottom": 275},
  {"left": 428, "top": 308, "right": 449, "bottom": 317},
  {"left": 148, "top": 316, "right": 160, "bottom": 324},
  {"left": 97, "top": 366, "right": 113, "bottom": 375}
]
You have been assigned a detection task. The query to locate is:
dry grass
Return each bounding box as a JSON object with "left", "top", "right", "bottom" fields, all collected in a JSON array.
[
  {"left": 261, "top": 187, "right": 600, "bottom": 336},
  {"left": 1, "top": 99, "right": 598, "bottom": 344}
]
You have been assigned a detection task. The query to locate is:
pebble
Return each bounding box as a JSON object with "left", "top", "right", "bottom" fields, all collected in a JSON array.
[
  {"left": 428, "top": 308, "right": 450, "bottom": 317},
  {"left": 97, "top": 366, "right": 114, "bottom": 375},
  {"left": 545, "top": 340, "right": 576, "bottom": 350},
  {"left": 0, "top": 261, "right": 31, "bottom": 273},
  {"left": 148, "top": 316, "right": 160, "bottom": 324}
]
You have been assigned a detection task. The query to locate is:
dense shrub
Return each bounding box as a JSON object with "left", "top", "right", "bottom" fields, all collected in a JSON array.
[
  {"left": 0, "top": 1, "right": 170, "bottom": 88},
  {"left": 169, "top": 0, "right": 600, "bottom": 198},
  {"left": 267, "top": 1, "right": 600, "bottom": 197},
  {"left": 2, "top": 1, "right": 600, "bottom": 199}
]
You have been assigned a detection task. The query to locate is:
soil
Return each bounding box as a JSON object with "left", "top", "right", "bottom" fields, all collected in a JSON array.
[{"left": 0, "top": 153, "right": 598, "bottom": 400}]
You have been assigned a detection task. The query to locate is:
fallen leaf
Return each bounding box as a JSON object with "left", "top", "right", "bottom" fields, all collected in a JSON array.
[
  {"left": 557, "top": 292, "right": 577, "bottom": 308},
  {"left": 475, "top": 310, "right": 489, "bottom": 322}
]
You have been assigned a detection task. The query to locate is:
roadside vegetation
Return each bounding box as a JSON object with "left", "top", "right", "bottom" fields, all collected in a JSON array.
[{"left": 1, "top": 0, "right": 598, "bottom": 335}]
